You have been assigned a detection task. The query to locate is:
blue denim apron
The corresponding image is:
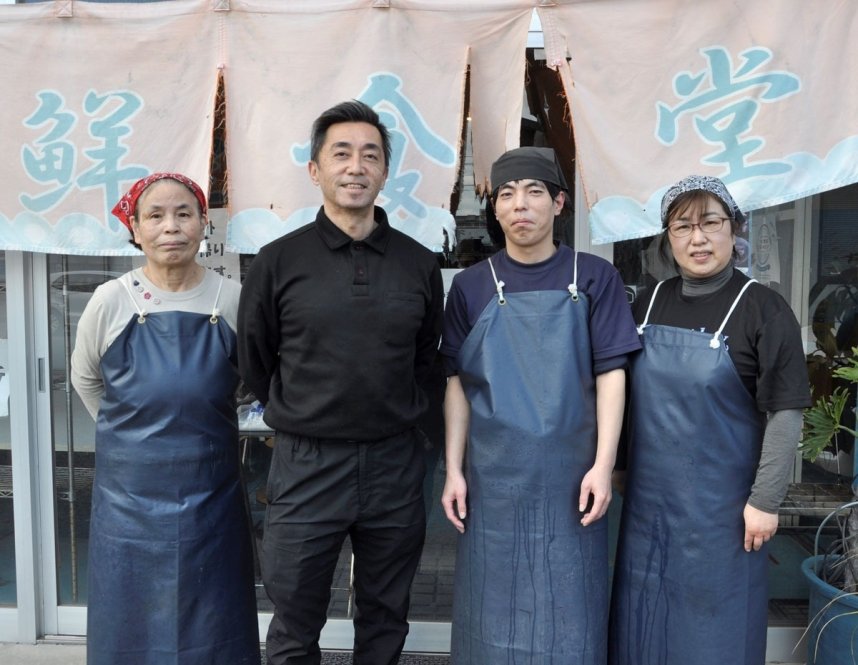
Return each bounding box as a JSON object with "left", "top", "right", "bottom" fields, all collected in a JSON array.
[
  {"left": 86, "top": 283, "right": 260, "bottom": 665},
  {"left": 610, "top": 280, "right": 767, "bottom": 665},
  {"left": 451, "top": 255, "right": 608, "bottom": 665}
]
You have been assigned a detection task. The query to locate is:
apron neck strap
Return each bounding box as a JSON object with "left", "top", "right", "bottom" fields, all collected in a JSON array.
[
  {"left": 637, "top": 278, "right": 759, "bottom": 346},
  {"left": 708, "top": 279, "right": 757, "bottom": 348},
  {"left": 488, "top": 251, "right": 580, "bottom": 305},
  {"left": 487, "top": 258, "right": 507, "bottom": 305},
  {"left": 567, "top": 250, "right": 580, "bottom": 301},
  {"left": 119, "top": 272, "right": 225, "bottom": 324},
  {"left": 120, "top": 276, "right": 148, "bottom": 323},
  {"left": 209, "top": 277, "right": 224, "bottom": 324},
  {"left": 637, "top": 280, "right": 666, "bottom": 334}
]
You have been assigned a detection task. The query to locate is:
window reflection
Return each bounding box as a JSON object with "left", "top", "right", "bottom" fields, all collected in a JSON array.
[{"left": 804, "top": 185, "right": 858, "bottom": 483}]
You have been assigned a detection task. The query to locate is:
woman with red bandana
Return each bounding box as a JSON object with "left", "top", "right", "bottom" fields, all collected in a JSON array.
[{"left": 72, "top": 174, "right": 260, "bottom": 665}]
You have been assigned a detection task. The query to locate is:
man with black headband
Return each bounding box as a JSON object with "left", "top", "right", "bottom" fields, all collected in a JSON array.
[{"left": 440, "top": 147, "right": 640, "bottom": 663}]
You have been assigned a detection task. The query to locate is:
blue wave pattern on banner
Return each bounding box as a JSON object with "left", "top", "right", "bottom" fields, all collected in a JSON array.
[
  {"left": 589, "top": 135, "right": 858, "bottom": 245},
  {"left": 0, "top": 211, "right": 140, "bottom": 255},
  {"left": 589, "top": 45, "right": 858, "bottom": 245}
]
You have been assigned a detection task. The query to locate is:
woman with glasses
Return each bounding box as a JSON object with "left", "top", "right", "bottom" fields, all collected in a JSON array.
[{"left": 609, "top": 175, "right": 810, "bottom": 665}]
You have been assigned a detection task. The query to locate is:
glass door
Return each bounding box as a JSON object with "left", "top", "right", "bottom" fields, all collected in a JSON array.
[
  {"left": 0, "top": 252, "right": 14, "bottom": 610},
  {"left": 45, "top": 254, "right": 135, "bottom": 636}
]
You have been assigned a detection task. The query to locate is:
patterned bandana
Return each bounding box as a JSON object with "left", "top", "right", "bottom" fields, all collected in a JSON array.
[
  {"left": 490, "top": 147, "right": 568, "bottom": 198},
  {"left": 660, "top": 175, "right": 744, "bottom": 227},
  {"left": 111, "top": 173, "right": 207, "bottom": 233}
]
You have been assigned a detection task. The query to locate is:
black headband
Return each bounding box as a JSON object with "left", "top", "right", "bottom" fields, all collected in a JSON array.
[{"left": 490, "top": 147, "right": 568, "bottom": 198}]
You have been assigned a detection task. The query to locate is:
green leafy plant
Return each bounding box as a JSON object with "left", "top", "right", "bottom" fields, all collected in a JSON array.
[
  {"left": 801, "top": 347, "right": 858, "bottom": 464},
  {"left": 801, "top": 347, "right": 858, "bottom": 597}
]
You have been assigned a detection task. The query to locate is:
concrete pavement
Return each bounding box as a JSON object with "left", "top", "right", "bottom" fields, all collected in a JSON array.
[
  {"left": 0, "top": 642, "right": 806, "bottom": 665},
  {"left": 1, "top": 642, "right": 85, "bottom": 664}
]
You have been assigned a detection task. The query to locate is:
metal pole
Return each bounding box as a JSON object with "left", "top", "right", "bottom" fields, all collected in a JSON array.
[{"left": 60, "top": 255, "right": 78, "bottom": 601}]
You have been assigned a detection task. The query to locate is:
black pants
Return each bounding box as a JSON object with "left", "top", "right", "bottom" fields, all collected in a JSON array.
[{"left": 261, "top": 429, "right": 427, "bottom": 665}]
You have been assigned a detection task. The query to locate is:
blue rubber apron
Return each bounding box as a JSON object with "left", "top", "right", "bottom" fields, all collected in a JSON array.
[
  {"left": 610, "top": 279, "right": 767, "bottom": 665},
  {"left": 86, "top": 281, "right": 260, "bottom": 665},
  {"left": 451, "top": 254, "right": 608, "bottom": 665}
]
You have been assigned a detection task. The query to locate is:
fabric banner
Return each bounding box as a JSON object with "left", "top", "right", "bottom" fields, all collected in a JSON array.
[
  {"left": 0, "top": 0, "right": 533, "bottom": 255},
  {"left": 540, "top": 0, "right": 858, "bottom": 244},
  {"left": 0, "top": 0, "right": 219, "bottom": 254},
  {"left": 224, "top": 0, "right": 533, "bottom": 253}
]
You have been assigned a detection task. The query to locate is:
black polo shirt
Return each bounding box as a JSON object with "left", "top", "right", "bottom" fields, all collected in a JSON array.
[{"left": 238, "top": 206, "right": 444, "bottom": 441}]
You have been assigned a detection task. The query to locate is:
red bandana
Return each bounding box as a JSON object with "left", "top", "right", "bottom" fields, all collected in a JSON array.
[{"left": 111, "top": 173, "right": 208, "bottom": 233}]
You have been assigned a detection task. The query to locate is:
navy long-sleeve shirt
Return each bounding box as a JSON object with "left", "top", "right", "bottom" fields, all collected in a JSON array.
[{"left": 238, "top": 206, "right": 443, "bottom": 441}]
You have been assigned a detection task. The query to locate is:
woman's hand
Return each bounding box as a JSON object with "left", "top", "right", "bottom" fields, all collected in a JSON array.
[{"left": 743, "top": 503, "right": 778, "bottom": 552}]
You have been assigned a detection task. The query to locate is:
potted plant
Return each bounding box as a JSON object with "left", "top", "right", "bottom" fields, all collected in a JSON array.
[{"left": 799, "top": 346, "right": 858, "bottom": 664}]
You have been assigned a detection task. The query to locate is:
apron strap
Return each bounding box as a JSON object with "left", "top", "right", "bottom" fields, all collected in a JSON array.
[
  {"left": 567, "top": 250, "right": 580, "bottom": 301},
  {"left": 119, "top": 272, "right": 225, "bottom": 325},
  {"left": 487, "top": 258, "right": 507, "bottom": 305},
  {"left": 120, "top": 274, "right": 148, "bottom": 324},
  {"left": 210, "top": 276, "right": 225, "bottom": 324},
  {"left": 489, "top": 252, "right": 581, "bottom": 305},
  {"left": 637, "top": 280, "right": 666, "bottom": 334},
  {"left": 708, "top": 278, "right": 757, "bottom": 349}
]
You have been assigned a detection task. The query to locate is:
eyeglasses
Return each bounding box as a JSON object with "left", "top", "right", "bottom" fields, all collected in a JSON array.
[{"left": 667, "top": 216, "right": 730, "bottom": 238}]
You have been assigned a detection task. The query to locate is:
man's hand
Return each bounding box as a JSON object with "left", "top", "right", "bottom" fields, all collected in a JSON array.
[
  {"left": 442, "top": 472, "right": 468, "bottom": 533},
  {"left": 579, "top": 464, "right": 612, "bottom": 526},
  {"left": 743, "top": 503, "right": 778, "bottom": 552}
]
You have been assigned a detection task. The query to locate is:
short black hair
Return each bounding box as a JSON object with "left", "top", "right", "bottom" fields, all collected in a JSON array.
[{"left": 310, "top": 100, "right": 392, "bottom": 168}]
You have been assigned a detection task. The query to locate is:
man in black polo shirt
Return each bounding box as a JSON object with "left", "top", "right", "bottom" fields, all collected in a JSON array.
[{"left": 237, "top": 100, "right": 443, "bottom": 665}]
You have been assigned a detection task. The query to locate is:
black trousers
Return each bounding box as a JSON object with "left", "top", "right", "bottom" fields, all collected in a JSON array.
[{"left": 261, "top": 429, "right": 427, "bottom": 665}]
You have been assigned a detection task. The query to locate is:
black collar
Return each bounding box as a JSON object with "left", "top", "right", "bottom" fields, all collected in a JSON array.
[{"left": 314, "top": 206, "right": 392, "bottom": 254}]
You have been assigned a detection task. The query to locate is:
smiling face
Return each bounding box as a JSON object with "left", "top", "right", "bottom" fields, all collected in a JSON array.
[
  {"left": 666, "top": 193, "right": 736, "bottom": 279},
  {"left": 132, "top": 179, "right": 206, "bottom": 270},
  {"left": 308, "top": 121, "right": 388, "bottom": 224},
  {"left": 493, "top": 179, "right": 563, "bottom": 262}
]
